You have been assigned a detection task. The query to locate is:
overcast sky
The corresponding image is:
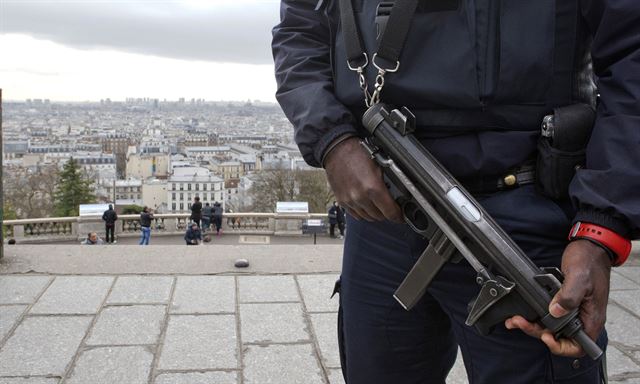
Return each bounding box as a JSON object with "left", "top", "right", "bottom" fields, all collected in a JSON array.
[{"left": 0, "top": 0, "right": 283, "bottom": 101}]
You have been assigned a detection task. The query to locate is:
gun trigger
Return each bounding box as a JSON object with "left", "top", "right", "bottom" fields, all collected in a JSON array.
[{"left": 465, "top": 275, "right": 515, "bottom": 327}]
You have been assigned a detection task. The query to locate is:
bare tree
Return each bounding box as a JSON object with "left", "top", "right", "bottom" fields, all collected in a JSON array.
[
  {"left": 3, "top": 165, "right": 59, "bottom": 219},
  {"left": 250, "top": 169, "right": 296, "bottom": 212},
  {"left": 249, "top": 168, "right": 333, "bottom": 213},
  {"left": 295, "top": 169, "right": 334, "bottom": 213}
]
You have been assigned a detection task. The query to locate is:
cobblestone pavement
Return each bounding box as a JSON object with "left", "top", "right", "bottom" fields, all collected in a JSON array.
[{"left": 0, "top": 248, "right": 639, "bottom": 383}]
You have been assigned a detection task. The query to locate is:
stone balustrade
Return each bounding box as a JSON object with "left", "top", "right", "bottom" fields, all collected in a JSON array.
[{"left": 2, "top": 213, "right": 329, "bottom": 244}]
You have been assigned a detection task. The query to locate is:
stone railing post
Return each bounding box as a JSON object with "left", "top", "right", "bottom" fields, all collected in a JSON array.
[
  {"left": 164, "top": 218, "right": 178, "bottom": 233},
  {"left": 71, "top": 221, "right": 79, "bottom": 238},
  {"left": 13, "top": 225, "right": 24, "bottom": 240}
]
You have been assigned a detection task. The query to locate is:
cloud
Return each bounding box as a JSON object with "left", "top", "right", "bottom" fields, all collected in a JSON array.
[
  {"left": 0, "top": 34, "right": 278, "bottom": 102},
  {"left": 0, "top": 0, "right": 281, "bottom": 65}
]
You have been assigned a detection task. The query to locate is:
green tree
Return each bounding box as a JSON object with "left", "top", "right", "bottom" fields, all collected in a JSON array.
[
  {"left": 2, "top": 202, "right": 18, "bottom": 238},
  {"left": 121, "top": 204, "right": 144, "bottom": 214},
  {"left": 53, "top": 158, "right": 96, "bottom": 217}
]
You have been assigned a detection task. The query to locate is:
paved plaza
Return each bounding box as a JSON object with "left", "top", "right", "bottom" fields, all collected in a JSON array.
[{"left": 0, "top": 244, "right": 639, "bottom": 384}]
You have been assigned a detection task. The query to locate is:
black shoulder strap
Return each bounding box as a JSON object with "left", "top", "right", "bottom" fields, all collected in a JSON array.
[
  {"left": 338, "top": 0, "right": 367, "bottom": 67},
  {"left": 376, "top": 0, "right": 419, "bottom": 65},
  {"left": 339, "top": 0, "right": 419, "bottom": 69}
]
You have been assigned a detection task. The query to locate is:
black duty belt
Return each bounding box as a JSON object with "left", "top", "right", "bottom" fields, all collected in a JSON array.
[{"left": 459, "top": 163, "right": 536, "bottom": 195}]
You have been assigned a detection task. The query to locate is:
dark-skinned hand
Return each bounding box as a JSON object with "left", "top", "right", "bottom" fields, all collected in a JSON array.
[
  {"left": 505, "top": 239, "right": 611, "bottom": 357},
  {"left": 324, "top": 136, "right": 403, "bottom": 223}
]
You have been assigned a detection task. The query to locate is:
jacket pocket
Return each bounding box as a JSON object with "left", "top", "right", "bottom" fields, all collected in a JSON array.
[
  {"left": 332, "top": 0, "right": 481, "bottom": 110},
  {"left": 494, "top": 0, "right": 554, "bottom": 103}
]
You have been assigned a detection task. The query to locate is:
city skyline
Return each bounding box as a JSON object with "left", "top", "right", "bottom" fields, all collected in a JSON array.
[{"left": 0, "top": 1, "right": 282, "bottom": 102}]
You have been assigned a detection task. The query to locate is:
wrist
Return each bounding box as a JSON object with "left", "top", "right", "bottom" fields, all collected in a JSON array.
[
  {"left": 321, "top": 134, "right": 359, "bottom": 168},
  {"left": 568, "top": 221, "right": 632, "bottom": 266}
]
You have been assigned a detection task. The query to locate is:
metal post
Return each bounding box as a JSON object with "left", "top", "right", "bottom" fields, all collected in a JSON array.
[{"left": 0, "top": 89, "right": 4, "bottom": 260}]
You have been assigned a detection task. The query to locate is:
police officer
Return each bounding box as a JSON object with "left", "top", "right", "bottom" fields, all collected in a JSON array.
[{"left": 273, "top": 1, "right": 640, "bottom": 383}]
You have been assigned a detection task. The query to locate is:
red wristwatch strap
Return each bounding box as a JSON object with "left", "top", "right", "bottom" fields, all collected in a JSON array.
[{"left": 568, "top": 222, "right": 632, "bottom": 266}]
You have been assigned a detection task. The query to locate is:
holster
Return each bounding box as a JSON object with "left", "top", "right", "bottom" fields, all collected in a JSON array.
[{"left": 536, "top": 103, "right": 595, "bottom": 200}]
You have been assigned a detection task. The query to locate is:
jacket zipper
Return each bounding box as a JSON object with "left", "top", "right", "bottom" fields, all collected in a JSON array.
[{"left": 479, "top": 0, "right": 500, "bottom": 106}]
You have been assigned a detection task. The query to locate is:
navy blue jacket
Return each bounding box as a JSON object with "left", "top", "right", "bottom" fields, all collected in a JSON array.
[
  {"left": 273, "top": 0, "right": 640, "bottom": 237},
  {"left": 184, "top": 227, "right": 202, "bottom": 243}
]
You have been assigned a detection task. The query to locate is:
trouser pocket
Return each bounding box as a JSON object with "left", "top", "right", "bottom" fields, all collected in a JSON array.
[
  {"left": 548, "top": 331, "right": 607, "bottom": 383},
  {"left": 333, "top": 277, "right": 348, "bottom": 382}
]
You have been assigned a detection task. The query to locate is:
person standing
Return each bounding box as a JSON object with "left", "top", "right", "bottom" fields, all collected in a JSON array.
[
  {"left": 139, "top": 206, "right": 153, "bottom": 245},
  {"left": 184, "top": 222, "right": 203, "bottom": 245},
  {"left": 101, "top": 204, "right": 118, "bottom": 244},
  {"left": 337, "top": 203, "right": 346, "bottom": 239},
  {"left": 273, "top": 1, "right": 640, "bottom": 382},
  {"left": 202, "top": 202, "right": 212, "bottom": 232},
  {"left": 212, "top": 201, "right": 224, "bottom": 235},
  {"left": 327, "top": 201, "right": 340, "bottom": 239},
  {"left": 190, "top": 196, "right": 202, "bottom": 229}
]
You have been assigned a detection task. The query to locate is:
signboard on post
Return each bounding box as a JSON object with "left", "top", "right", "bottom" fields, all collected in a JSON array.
[
  {"left": 275, "top": 201, "right": 309, "bottom": 214},
  {"left": 79, "top": 204, "right": 111, "bottom": 217},
  {"left": 302, "top": 218, "right": 326, "bottom": 244}
]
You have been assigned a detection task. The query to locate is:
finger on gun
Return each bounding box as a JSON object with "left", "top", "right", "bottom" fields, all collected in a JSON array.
[
  {"left": 373, "top": 190, "right": 403, "bottom": 223},
  {"left": 345, "top": 204, "right": 369, "bottom": 221},
  {"left": 355, "top": 199, "right": 386, "bottom": 221}
]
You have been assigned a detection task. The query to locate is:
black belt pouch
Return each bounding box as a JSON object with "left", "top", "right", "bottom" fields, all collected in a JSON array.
[{"left": 536, "top": 104, "right": 595, "bottom": 200}]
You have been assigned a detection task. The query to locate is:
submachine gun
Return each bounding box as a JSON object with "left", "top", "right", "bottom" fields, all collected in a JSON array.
[{"left": 360, "top": 103, "right": 602, "bottom": 360}]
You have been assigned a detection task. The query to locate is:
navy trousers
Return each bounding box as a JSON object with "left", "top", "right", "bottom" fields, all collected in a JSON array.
[{"left": 339, "top": 185, "right": 606, "bottom": 383}]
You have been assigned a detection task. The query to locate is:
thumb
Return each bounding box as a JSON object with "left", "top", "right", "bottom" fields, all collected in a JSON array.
[
  {"left": 549, "top": 274, "right": 588, "bottom": 318},
  {"left": 549, "top": 298, "right": 570, "bottom": 318}
]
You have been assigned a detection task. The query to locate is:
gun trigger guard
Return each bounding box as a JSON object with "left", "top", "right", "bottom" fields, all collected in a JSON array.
[
  {"left": 465, "top": 275, "right": 515, "bottom": 327},
  {"left": 534, "top": 267, "right": 564, "bottom": 296}
]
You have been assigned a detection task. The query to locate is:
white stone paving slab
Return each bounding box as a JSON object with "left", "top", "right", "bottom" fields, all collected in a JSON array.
[
  {"left": 310, "top": 313, "right": 340, "bottom": 368},
  {"left": 66, "top": 346, "right": 153, "bottom": 384},
  {"left": 611, "top": 290, "right": 640, "bottom": 315},
  {"left": 0, "top": 306, "right": 26, "bottom": 341},
  {"left": 298, "top": 275, "right": 339, "bottom": 313},
  {"left": 611, "top": 272, "right": 640, "bottom": 291},
  {"left": 240, "top": 303, "right": 308, "bottom": 344},
  {"left": 607, "top": 304, "right": 640, "bottom": 348},
  {"left": 607, "top": 346, "right": 640, "bottom": 378},
  {"left": 447, "top": 350, "right": 469, "bottom": 384},
  {"left": 157, "top": 315, "right": 237, "bottom": 370},
  {"left": 154, "top": 371, "right": 238, "bottom": 384},
  {"left": 0, "top": 379, "right": 59, "bottom": 384},
  {"left": 87, "top": 305, "right": 166, "bottom": 345},
  {"left": 327, "top": 369, "right": 345, "bottom": 384},
  {"left": 107, "top": 276, "right": 173, "bottom": 304},
  {"left": 617, "top": 267, "right": 640, "bottom": 285},
  {"left": 238, "top": 276, "right": 299, "bottom": 303},
  {"left": 30, "top": 276, "right": 113, "bottom": 314},
  {"left": 171, "top": 276, "right": 235, "bottom": 314},
  {"left": 0, "top": 316, "right": 92, "bottom": 376},
  {"left": 243, "top": 344, "right": 324, "bottom": 384},
  {"left": 0, "top": 276, "right": 51, "bottom": 304}
]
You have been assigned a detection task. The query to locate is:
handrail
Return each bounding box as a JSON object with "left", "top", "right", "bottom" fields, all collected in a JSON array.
[{"left": 3, "top": 212, "right": 330, "bottom": 225}]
